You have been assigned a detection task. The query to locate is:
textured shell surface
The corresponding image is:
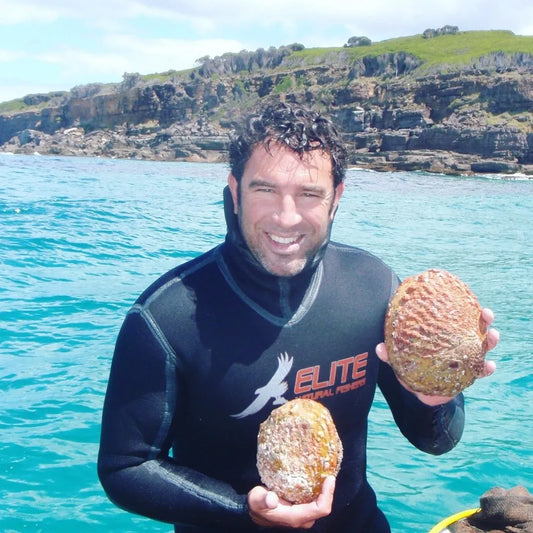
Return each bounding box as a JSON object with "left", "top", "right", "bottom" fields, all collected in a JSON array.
[
  {"left": 256, "top": 398, "right": 343, "bottom": 504},
  {"left": 384, "top": 269, "right": 488, "bottom": 396}
]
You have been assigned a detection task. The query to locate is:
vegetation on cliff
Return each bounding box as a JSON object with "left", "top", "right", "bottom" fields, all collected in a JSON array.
[{"left": 1, "top": 30, "right": 532, "bottom": 174}]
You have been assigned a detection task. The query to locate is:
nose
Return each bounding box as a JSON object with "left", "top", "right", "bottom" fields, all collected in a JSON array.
[{"left": 273, "top": 194, "right": 302, "bottom": 227}]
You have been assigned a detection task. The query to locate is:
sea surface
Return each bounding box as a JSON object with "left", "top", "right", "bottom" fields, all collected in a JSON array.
[{"left": 1, "top": 154, "right": 531, "bottom": 533}]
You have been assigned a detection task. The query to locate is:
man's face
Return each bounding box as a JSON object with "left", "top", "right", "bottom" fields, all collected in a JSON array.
[{"left": 228, "top": 142, "right": 344, "bottom": 277}]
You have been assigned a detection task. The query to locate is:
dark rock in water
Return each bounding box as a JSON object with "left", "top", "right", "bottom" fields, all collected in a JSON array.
[
  {"left": 453, "top": 486, "right": 533, "bottom": 532},
  {"left": 471, "top": 160, "right": 520, "bottom": 174}
]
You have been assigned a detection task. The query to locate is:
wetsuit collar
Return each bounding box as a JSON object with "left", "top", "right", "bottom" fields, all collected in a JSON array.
[{"left": 221, "top": 186, "right": 330, "bottom": 320}]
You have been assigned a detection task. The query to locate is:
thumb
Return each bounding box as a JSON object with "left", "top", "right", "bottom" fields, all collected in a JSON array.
[
  {"left": 264, "top": 491, "right": 279, "bottom": 509},
  {"left": 316, "top": 475, "right": 336, "bottom": 510},
  {"left": 375, "top": 342, "right": 390, "bottom": 363},
  {"left": 248, "top": 486, "right": 278, "bottom": 512}
]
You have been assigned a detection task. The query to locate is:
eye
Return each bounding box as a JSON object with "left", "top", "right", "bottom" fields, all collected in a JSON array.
[
  {"left": 249, "top": 180, "right": 276, "bottom": 194},
  {"left": 301, "top": 190, "right": 324, "bottom": 200}
]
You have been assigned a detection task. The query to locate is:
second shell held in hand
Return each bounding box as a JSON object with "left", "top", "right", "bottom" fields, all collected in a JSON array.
[{"left": 384, "top": 268, "right": 488, "bottom": 397}]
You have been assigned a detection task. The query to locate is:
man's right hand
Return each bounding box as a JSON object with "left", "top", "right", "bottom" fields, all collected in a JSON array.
[{"left": 247, "top": 475, "right": 336, "bottom": 529}]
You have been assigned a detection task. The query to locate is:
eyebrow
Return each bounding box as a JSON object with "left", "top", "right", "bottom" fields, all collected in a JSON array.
[
  {"left": 247, "top": 179, "right": 328, "bottom": 195},
  {"left": 247, "top": 178, "right": 275, "bottom": 189}
]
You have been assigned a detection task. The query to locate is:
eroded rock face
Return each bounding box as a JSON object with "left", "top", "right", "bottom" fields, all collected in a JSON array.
[
  {"left": 256, "top": 399, "right": 343, "bottom": 504},
  {"left": 384, "top": 269, "right": 488, "bottom": 396}
]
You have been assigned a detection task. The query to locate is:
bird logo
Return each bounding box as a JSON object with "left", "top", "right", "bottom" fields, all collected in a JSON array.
[{"left": 230, "top": 352, "right": 294, "bottom": 419}]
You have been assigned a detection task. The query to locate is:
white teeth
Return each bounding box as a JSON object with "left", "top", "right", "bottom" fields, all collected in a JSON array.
[{"left": 269, "top": 234, "right": 298, "bottom": 244}]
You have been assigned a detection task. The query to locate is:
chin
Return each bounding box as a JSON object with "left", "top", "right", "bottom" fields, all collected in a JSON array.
[{"left": 265, "top": 261, "right": 307, "bottom": 278}]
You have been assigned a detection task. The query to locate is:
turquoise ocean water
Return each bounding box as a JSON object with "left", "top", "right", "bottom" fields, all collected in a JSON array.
[{"left": 1, "top": 154, "right": 531, "bottom": 533}]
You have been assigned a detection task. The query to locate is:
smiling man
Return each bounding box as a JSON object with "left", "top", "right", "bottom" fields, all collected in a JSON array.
[
  {"left": 228, "top": 142, "right": 343, "bottom": 277},
  {"left": 98, "top": 101, "right": 498, "bottom": 532}
]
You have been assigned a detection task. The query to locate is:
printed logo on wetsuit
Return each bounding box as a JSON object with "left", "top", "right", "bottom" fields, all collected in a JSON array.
[{"left": 230, "top": 351, "right": 368, "bottom": 419}]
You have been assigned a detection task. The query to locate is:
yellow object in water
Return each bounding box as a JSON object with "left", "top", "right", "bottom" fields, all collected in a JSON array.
[{"left": 428, "top": 508, "right": 480, "bottom": 533}]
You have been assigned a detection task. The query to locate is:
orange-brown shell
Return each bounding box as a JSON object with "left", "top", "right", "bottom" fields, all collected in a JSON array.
[
  {"left": 384, "top": 269, "right": 488, "bottom": 396},
  {"left": 256, "top": 398, "right": 343, "bottom": 504}
]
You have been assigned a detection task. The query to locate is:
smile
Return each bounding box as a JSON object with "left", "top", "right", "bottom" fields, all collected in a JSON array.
[{"left": 268, "top": 233, "right": 301, "bottom": 245}]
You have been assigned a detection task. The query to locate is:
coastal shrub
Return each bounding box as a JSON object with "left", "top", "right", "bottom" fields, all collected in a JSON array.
[
  {"left": 345, "top": 36, "right": 372, "bottom": 47},
  {"left": 273, "top": 75, "right": 293, "bottom": 94},
  {"left": 423, "top": 26, "right": 460, "bottom": 39}
]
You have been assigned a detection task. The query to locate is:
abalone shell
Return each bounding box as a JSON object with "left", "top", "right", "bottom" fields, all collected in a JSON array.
[
  {"left": 256, "top": 398, "right": 343, "bottom": 504},
  {"left": 384, "top": 269, "right": 488, "bottom": 396}
]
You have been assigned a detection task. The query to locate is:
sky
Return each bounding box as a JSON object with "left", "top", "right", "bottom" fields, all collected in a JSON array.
[{"left": 1, "top": 0, "right": 533, "bottom": 104}]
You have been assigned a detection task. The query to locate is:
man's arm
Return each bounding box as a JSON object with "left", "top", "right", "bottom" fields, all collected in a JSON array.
[
  {"left": 97, "top": 307, "right": 252, "bottom": 528},
  {"left": 377, "top": 359, "right": 465, "bottom": 454},
  {"left": 376, "top": 308, "right": 499, "bottom": 455}
]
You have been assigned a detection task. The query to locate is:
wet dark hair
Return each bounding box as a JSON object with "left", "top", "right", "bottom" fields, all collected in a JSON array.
[{"left": 228, "top": 101, "right": 348, "bottom": 187}]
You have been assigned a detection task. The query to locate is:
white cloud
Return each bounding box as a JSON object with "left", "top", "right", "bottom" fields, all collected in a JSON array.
[
  {"left": 108, "top": 0, "right": 532, "bottom": 36},
  {"left": 36, "top": 48, "right": 128, "bottom": 78},
  {"left": 0, "top": 0, "right": 531, "bottom": 102},
  {"left": 2, "top": 0, "right": 531, "bottom": 40},
  {"left": 0, "top": 1, "right": 62, "bottom": 24},
  {"left": 516, "top": 22, "right": 533, "bottom": 37},
  {"left": 0, "top": 49, "right": 26, "bottom": 62},
  {"left": 105, "top": 33, "right": 243, "bottom": 60},
  {"left": 33, "top": 35, "right": 246, "bottom": 82},
  {"left": 0, "top": 81, "right": 67, "bottom": 103}
]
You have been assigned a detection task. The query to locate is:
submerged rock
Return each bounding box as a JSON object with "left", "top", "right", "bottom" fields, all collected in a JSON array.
[{"left": 454, "top": 486, "right": 533, "bottom": 532}]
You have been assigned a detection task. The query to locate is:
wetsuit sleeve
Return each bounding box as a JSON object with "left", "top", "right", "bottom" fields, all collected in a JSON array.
[
  {"left": 97, "top": 306, "right": 253, "bottom": 529},
  {"left": 378, "top": 361, "right": 465, "bottom": 455}
]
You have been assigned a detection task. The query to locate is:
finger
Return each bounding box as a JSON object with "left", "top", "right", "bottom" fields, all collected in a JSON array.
[
  {"left": 415, "top": 392, "right": 455, "bottom": 406},
  {"left": 481, "top": 308, "right": 494, "bottom": 327},
  {"left": 375, "top": 343, "right": 389, "bottom": 363},
  {"left": 486, "top": 328, "right": 500, "bottom": 351},
  {"left": 482, "top": 360, "right": 497, "bottom": 377}
]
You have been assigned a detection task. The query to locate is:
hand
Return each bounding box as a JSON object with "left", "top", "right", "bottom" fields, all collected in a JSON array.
[
  {"left": 376, "top": 308, "right": 500, "bottom": 406},
  {"left": 247, "top": 475, "right": 336, "bottom": 529}
]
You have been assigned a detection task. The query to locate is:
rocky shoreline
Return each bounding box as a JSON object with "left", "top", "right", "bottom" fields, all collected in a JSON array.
[
  {"left": 1, "top": 45, "right": 532, "bottom": 176},
  {"left": 2, "top": 125, "right": 531, "bottom": 176}
]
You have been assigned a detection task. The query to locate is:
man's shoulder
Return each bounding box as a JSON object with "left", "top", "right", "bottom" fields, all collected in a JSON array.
[
  {"left": 325, "top": 241, "right": 399, "bottom": 299},
  {"left": 135, "top": 245, "right": 221, "bottom": 306},
  {"left": 327, "top": 241, "right": 392, "bottom": 270}
]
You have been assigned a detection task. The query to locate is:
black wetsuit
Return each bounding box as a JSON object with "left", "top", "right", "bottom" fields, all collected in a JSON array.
[{"left": 98, "top": 188, "right": 465, "bottom": 532}]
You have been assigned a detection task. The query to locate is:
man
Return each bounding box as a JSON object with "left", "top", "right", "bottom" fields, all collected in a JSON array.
[{"left": 98, "top": 102, "right": 498, "bottom": 532}]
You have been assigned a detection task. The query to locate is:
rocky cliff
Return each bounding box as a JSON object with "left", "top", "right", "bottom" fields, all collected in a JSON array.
[{"left": 1, "top": 40, "right": 532, "bottom": 175}]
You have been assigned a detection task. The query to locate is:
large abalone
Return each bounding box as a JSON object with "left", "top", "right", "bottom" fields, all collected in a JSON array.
[
  {"left": 384, "top": 269, "right": 488, "bottom": 396},
  {"left": 256, "top": 398, "right": 343, "bottom": 504}
]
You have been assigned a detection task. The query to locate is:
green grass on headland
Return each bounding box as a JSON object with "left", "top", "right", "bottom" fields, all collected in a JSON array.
[
  {"left": 0, "top": 98, "right": 42, "bottom": 113},
  {"left": 293, "top": 30, "right": 533, "bottom": 69},
  {"left": 1, "top": 30, "right": 532, "bottom": 113}
]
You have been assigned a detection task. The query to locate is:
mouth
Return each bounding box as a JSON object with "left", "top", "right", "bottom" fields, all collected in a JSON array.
[{"left": 267, "top": 233, "right": 302, "bottom": 246}]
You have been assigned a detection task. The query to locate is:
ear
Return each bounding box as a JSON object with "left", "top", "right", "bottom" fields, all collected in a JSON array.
[
  {"left": 331, "top": 182, "right": 345, "bottom": 219},
  {"left": 228, "top": 173, "right": 239, "bottom": 214}
]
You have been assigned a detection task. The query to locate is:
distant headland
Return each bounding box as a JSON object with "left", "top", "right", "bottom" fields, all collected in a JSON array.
[{"left": 1, "top": 29, "right": 532, "bottom": 175}]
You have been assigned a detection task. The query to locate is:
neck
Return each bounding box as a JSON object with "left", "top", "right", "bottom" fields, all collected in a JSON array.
[{"left": 221, "top": 186, "right": 329, "bottom": 321}]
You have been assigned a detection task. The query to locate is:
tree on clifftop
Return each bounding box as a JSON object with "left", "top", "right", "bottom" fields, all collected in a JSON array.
[
  {"left": 345, "top": 36, "right": 372, "bottom": 47},
  {"left": 423, "top": 25, "right": 460, "bottom": 38}
]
